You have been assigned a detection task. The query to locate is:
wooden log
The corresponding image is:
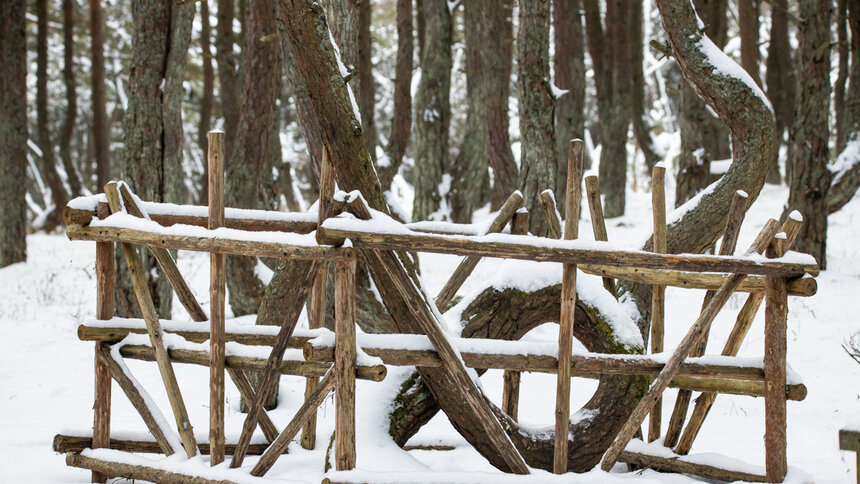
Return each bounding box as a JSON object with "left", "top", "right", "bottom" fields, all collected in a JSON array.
[
  {"left": 579, "top": 264, "right": 817, "bottom": 296},
  {"left": 54, "top": 434, "right": 271, "bottom": 456},
  {"left": 116, "top": 184, "right": 207, "bottom": 321},
  {"left": 663, "top": 190, "right": 747, "bottom": 448},
  {"left": 342, "top": 196, "right": 530, "bottom": 474},
  {"left": 64, "top": 204, "right": 317, "bottom": 234},
  {"left": 302, "top": 267, "right": 329, "bottom": 450},
  {"left": 66, "top": 452, "right": 240, "bottom": 484},
  {"left": 764, "top": 255, "right": 788, "bottom": 481},
  {"left": 538, "top": 190, "right": 563, "bottom": 239},
  {"left": 502, "top": 209, "right": 528, "bottom": 421},
  {"left": 77, "top": 323, "right": 312, "bottom": 347},
  {"left": 104, "top": 182, "right": 198, "bottom": 458},
  {"left": 251, "top": 370, "right": 336, "bottom": 476},
  {"left": 674, "top": 214, "right": 803, "bottom": 456},
  {"left": 230, "top": 257, "right": 327, "bottom": 468},
  {"left": 335, "top": 259, "right": 357, "bottom": 471},
  {"left": 117, "top": 344, "right": 386, "bottom": 381},
  {"left": 435, "top": 191, "right": 523, "bottom": 311},
  {"left": 67, "top": 223, "right": 349, "bottom": 261},
  {"left": 93, "top": 202, "right": 114, "bottom": 484},
  {"left": 600, "top": 219, "right": 781, "bottom": 471},
  {"left": 617, "top": 449, "right": 767, "bottom": 482},
  {"left": 317, "top": 147, "right": 335, "bottom": 244},
  {"left": 96, "top": 345, "right": 177, "bottom": 456},
  {"left": 555, "top": 139, "right": 583, "bottom": 474},
  {"left": 649, "top": 164, "right": 667, "bottom": 443},
  {"left": 208, "top": 130, "right": 226, "bottom": 466},
  {"left": 584, "top": 175, "right": 616, "bottom": 295},
  {"left": 316, "top": 223, "right": 817, "bottom": 278}
]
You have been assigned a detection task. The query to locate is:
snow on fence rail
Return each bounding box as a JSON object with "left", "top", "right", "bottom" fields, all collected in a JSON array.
[{"left": 56, "top": 137, "right": 817, "bottom": 483}]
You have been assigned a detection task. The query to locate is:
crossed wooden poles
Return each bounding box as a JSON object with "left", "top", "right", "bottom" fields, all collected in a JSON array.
[{"left": 66, "top": 134, "right": 815, "bottom": 483}]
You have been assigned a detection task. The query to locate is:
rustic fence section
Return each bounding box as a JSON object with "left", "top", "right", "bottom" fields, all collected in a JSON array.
[{"left": 58, "top": 141, "right": 816, "bottom": 483}]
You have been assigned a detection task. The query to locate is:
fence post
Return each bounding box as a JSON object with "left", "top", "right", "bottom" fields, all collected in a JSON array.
[
  {"left": 92, "top": 201, "right": 114, "bottom": 483},
  {"left": 335, "top": 255, "right": 357, "bottom": 470},
  {"left": 208, "top": 130, "right": 226, "bottom": 465},
  {"left": 764, "top": 242, "right": 788, "bottom": 482}
]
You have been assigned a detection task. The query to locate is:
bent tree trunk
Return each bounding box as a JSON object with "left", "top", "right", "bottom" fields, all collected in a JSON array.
[{"left": 274, "top": 0, "right": 773, "bottom": 473}]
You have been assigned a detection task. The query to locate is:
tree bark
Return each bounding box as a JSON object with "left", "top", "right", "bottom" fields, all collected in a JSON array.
[
  {"left": 116, "top": 0, "right": 193, "bottom": 319},
  {"left": 37, "top": 0, "right": 71, "bottom": 231},
  {"left": 554, "top": 0, "right": 587, "bottom": 213},
  {"left": 739, "top": 0, "right": 762, "bottom": 87},
  {"left": 357, "top": 0, "right": 376, "bottom": 160},
  {"left": 412, "top": 0, "right": 452, "bottom": 221},
  {"left": 517, "top": 0, "right": 556, "bottom": 234},
  {"left": 60, "top": 0, "right": 82, "bottom": 198},
  {"left": 0, "top": 0, "right": 27, "bottom": 267},
  {"left": 630, "top": 0, "right": 663, "bottom": 174},
  {"left": 450, "top": 0, "right": 489, "bottom": 223},
  {"left": 765, "top": 0, "right": 795, "bottom": 186},
  {"left": 217, "top": 0, "right": 241, "bottom": 152},
  {"left": 226, "top": 0, "right": 281, "bottom": 317},
  {"left": 675, "top": 0, "right": 731, "bottom": 206},
  {"left": 198, "top": 0, "right": 215, "bottom": 204},
  {"left": 380, "top": 0, "right": 413, "bottom": 190},
  {"left": 483, "top": 0, "right": 518, "bottom": 210},
  {"left": 90, "top": 0, "right": 111, "bottom": 191},
  {"left": 787, "top": 0, "right": 831, "bottom": 269},
  {"left": 836, "top": 0, "right": 849, "bottom": 153}
]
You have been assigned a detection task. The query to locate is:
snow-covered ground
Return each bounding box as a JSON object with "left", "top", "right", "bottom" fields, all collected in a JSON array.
[{"left": 1, "top": 183, "right": 858, "bottom": 483}]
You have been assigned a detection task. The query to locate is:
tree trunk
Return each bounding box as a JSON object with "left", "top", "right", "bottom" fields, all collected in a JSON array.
[
  {"left": 217, "top": 0, "right": 241, "bottom": 151},
  {"left": 0, "top": 0, "right": 28, "bottom": 267},
  {"left": 37, "top": 0, "right": 71, "bottom": 231},
  {"left": 90, "top": 0, "right": 111, "bottom": 191},
  {"left": 598, "top": 0, "right": 633, "bottom": 218},
  {"left": 584, "top": 0, "right": 609, "bottom": 148},
  {"left": 483, "top": 0, "right": 518, "bottom": 210},
  {"left": 554, "top": 0, "right": 587, "bottom": 214},
  {"left": 412, "top": 0, "right": 452, "bottom": 221},
  {"left": 198, "top": 0, "right": 215, "bottom": 204},
  {"left": 226, "top": 0, "right": 281, "bottom": 318},
  {"left": 630, "top": 0, "right": 663, "bottom": 174},
  {"left": 765, "top": 0, "right": 794, "bottom": 186},
  {"left": 517, "top": 0, "right": 556, "bottom": 234},
  {"left": 675, "top": 0, "right": 731, "bottom": 206},
  {"left": 836, "top": 0, "right": 849, "bottom": 154},
  {"left": 450, "top": 0, "right": 489, "bottom": 223},
  {"left": 788, "top": 0, "right": 831, "bottom": 269},
  {"left": 380, "top": 0, "right": 413, "bottom": 190},
  {"left": 739, "top": 0, "right": 762, "bottom": 87},
  {"left": 60, "top": 0, "right": 82, "bottom": 198},
  {"left": 116, "top": 0, "right": 193, "bottom": 319},
  {"left": 357, "top": 0, "right": 376, "bottom": 160}
]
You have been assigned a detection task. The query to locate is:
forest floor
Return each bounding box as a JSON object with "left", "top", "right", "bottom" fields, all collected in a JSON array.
[{"left": 1, "top": 182, "right": 858, "bottom": 483}]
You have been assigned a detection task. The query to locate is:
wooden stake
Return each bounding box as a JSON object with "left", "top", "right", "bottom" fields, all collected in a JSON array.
[
  {"left": 648, "top": 164, "right": 667, "bottom": 443},
  {"left": 663, "top": 190, "right": 747, "bottom": 447},
  {"left": 335, "top": 258, "right": 357, "bottom": 471},
  {"left": 317, "top": 147, "right": 335, "bottom": 245},
  {"left": 435, "top": 191, "right": 524, "bottom": 311},
  {"left": 207, "top": 131, "right": 226, "bottom": 465},
  {"left": 538, "top": 190, "right": 563, "bottom": 239},
  {"left": 600, "top": 219, "right": 781, "bottom": 471},
  {"left": 502, "top": 209, "right": 529, "bottom": 420},
  {"left": 92, "top": 202, "right": 114, "bottom": 483},
  {"left": 555, "top": 139, "right": 583, "bottom": 474},
  {"left": 674, "top": 215, "right": 802, "bottom": 456},
  {"left": 104, "top": 183, "right": 198, "bottom": 458},
  {"left": 251, "top": 370, "right": 336, "bottom": 476},
  {"left": 584, "top": 175, "right": 616, "bottom": 295},
  {"left": 302, "top": 267, "right": 329, "bottom": 450},
  {"left": 97, "top": 345, "right": 177, "bottom": 456}
]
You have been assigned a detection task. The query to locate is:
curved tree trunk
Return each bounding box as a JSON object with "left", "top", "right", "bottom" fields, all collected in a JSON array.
[
  {"left": 60, "top": 0, "right": 83, "bottom": 198},
  {"left": 380, "top": 0, "right": 413, "bottom": 191},
  {"left": 412, "top": 0, "right": 452, "bottom": 221},
  {"left": 554, "top": 0, "right": 587, "bottom": 214},
  {"left": 517, "top": 0, "right": 556, "bottom": 235},
  {"left": 0, "top": 0, "right": 28, "bottom": 267},
  {"left": 787, "top": 0, "right": 832, "bottom": 269}
]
